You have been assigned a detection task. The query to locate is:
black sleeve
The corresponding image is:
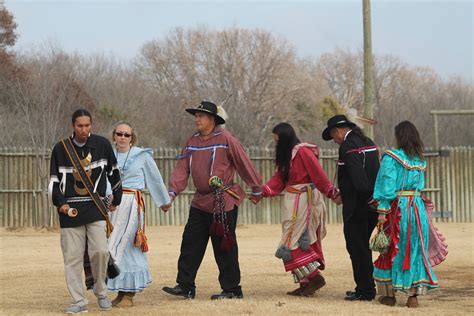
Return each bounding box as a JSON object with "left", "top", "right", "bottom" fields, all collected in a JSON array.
[
  {"left": 105, "top": 140, "right": 122, "bottom": 206},
  {"left": 49, "top": 144, "right": 67, "bottom": 208}
]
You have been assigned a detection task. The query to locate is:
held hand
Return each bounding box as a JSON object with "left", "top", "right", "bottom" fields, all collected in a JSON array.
[
  {"left": 160, "top": 204, "right": 172, "bottom": 212},
  {"left": 161, "top": 194, "right": 175, "bottom": 212},
  {"left": 108, "top": 204, "right": 117, "bottom": 212},
  {"left": 59, "top": 204, "right": 70, "bottom": 215},
  {"left": 330, "top": 188, "right": 342, "bottom": 205},
  {"left": 249, "top": 196, "right": 259, "bottom": 205},
  {"left": 368, "top": 198, "right": 379, "bottom": 210},
  {"left": 332, "top": 195, "right": 342, "bottom": 205},
  {"left": 378, "top": 214, "right": 387, "bottom": 224},
  {"left": 249, "top": 194, "right": 263, "bottom": 205}
]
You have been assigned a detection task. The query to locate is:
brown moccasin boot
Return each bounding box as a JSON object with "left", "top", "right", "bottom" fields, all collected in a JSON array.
[
  {"left": 112, "top": 292, "right": 124, "bottom": 306},
  {"left": 300, "top": 273, "right": 326, "bottom": 296},
  {"left": 117, "top": 292, "right": 135, "bottom": 308},
  {"left": 379, "top": 296, "right": 396, "bottom": 306},
  {"left": 286, "top": 284, "right": 306, "bottom": 296},
  {"left": 406, "top": 296, "right": 418, "bottom": 308}
]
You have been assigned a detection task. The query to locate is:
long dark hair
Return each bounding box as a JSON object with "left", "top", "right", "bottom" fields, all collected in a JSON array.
[
  {"left": 350, "top": 125, "right": 370, "bottom": 143},
  {"left": 71, "top": 109, "right": 92, "bottom": 124},
  {"left": 273, "top": 123, "right": 300, "bottom": 183},
  {"left": 395, "top": 121, "right": 424, "bottom": 158}
]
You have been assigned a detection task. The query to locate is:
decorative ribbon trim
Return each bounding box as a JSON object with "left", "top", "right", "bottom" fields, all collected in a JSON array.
[
  {"left": 108, "top": 164, "right": 119, "bottom": 176},
  {"left": 413, "top": 201, "right": 436, "bottom": 284},
  {"left": 377, "top": 207, "right": 391, "bottom": 215},
  {"left": 175, "top": 144, "right": 229, "bottom": 175},
  {"left": 344, "top": 145, "right": 378, "bottom": 155},
  {"left": 385, "top": 150, "right": 426, "bottom": 171},
  {"left": 284, "top": 184, "right": 314, "bottom": 249},
  {"left": 192, "top": 131, "right": 223, "bottom": 137},
  {"left": 185, "top": 144, "right": 229, "bottom": 151},
  {"left": 335, "top": 146, "right": 378, "bottom": 180},
  {"left": 58, "top": 159, "right": 108, "bottom": 173},
  {"left": 397, "top": 190, "right": 421, "bottom": 196},
  {"left": 402, "top": 196, "right": 413, "bottom": 270},
  {"left": 48, "top": 176, "right": 59, "bottom": 204}
]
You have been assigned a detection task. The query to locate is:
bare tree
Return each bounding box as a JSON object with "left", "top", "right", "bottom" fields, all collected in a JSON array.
[
  {"left": 316, "top": 49, "right": 364, "bottom": 112},
  {"left": 136, "top": 27, "right": 323, "bottom": 146},
  {"left": 2, "top": 29, "right": 472, "bottom": 152}
]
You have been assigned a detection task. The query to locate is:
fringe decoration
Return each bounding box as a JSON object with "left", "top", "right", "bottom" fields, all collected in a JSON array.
[
  {"left": 221, "top": 234, "right": 235, "bottom": 252},
  {"left": 275, "top": 246, "right": 292, "bottom": 262},
  {"left": 134, "top": 228, "right": 149, "bottom": 253},
  {"left": 211, "top": 183, "right": 235, "bottom": 252},
  {"left": 298, "top": 229, "right": 311, "bottom": 251},
  {"left": 209, "top": 222, "right": 225, "bottom": 237}
]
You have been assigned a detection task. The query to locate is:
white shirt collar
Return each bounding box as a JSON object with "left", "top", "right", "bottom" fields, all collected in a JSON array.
[{"left": 73, "top": 138, "right": 86, "bottom": 147}]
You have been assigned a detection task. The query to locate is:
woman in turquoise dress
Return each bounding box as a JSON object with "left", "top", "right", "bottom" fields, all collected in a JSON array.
[
  {"left": 107, "top": 121, "right": 170, "bottom": 307},
  {"left": 372, "top": 121, "right": 443, "bottom": 308}
]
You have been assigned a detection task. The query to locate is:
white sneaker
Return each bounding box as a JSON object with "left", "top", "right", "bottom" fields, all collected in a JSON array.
[
  {"left": 65, "top": 305, "right": 88, "bottom": 314},
  {"left": 98, "top": 297, "right": 112, "bottom": 310}
]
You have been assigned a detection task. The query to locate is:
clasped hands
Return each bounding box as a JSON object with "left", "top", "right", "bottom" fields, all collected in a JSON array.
[
  {"left": 249, "top": 194, "right": 263, "bottom": 205},
  {"left": 160, "top": 193, "right": 174, "bottom": 212},
  {"left": 331, "top": 188, "right": 342, "bottom": 205}
]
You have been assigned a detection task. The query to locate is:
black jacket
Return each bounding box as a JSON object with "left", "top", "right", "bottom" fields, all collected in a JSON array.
[
  {"left": 49, "top": 134, "right": 122, "bottom": 228},
  {"left": 337, "top": 131, "right": 379, "bottom": 221}
]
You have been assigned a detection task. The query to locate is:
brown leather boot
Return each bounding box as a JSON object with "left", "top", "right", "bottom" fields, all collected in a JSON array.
[
  {"left": 117, "top": 292, "right": 135, "bottom": 308},
  {"left": 406, "top": 296, "right": 418, "bottom": 308},
  {"left": 112, "top": 292, "right": 124, "bottom": 306},
  {"left": 286, "top": 284, "right": 306, "bottom": 296},
  {"left": 378, "top": 296, "right": 396, "bottom": 306},
  {"left": 300, "top": 273, "right": 326, "bottom": 297}
]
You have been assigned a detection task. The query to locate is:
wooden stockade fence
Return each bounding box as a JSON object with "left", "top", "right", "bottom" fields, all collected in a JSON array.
[{"left": 0, "top": 147, "right": 472, "bottom": 227}]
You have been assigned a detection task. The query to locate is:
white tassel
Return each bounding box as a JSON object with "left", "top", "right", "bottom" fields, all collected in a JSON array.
[
  {"left": 217, "top": 105, "right": 228, "bottom": 128},
  {"left": 346, "top": 108, "right": 377, "bottom": 129}
]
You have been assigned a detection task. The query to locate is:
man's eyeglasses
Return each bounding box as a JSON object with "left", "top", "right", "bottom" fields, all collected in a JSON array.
[{"left": 115, "top": 132, "right": 132, "bottom": 138}]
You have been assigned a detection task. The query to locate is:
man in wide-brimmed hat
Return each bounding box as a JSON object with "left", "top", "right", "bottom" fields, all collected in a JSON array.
[
  {"left": 161, "top": 101, "right": 262, "bottom": 300},
  {"left": 322, "top": 114, "right": 379, "bottom": 301}
]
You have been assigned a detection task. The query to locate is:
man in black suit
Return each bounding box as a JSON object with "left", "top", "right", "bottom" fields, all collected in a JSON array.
[{"left": 322, "top": 115, "right": 379, "bottom": 301}]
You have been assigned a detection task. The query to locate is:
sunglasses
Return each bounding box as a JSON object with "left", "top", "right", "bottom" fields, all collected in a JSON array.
[{"left": 115, "top": 132, "right": 132, "bottom": 138}]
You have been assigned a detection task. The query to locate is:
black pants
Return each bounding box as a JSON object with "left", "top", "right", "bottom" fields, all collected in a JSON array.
[
  {"left": 343, "top": 211, "right": 378, "bottom": 298},
  {"left": 176, "top": 206, "right": 241, "bottom": 294}
]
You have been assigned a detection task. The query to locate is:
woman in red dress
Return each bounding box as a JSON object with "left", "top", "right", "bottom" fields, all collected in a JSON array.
[{"left": 253, "top": 123, "right": 340, "bottom": 296}]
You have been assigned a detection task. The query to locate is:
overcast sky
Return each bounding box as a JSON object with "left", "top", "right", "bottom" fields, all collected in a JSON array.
[{"left": 5, "top": 0, "right": 473, "bottom": 81}]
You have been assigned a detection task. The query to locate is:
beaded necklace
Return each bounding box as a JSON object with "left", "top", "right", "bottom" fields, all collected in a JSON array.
[{"left": 117, "top": 148, "right": 131, "bottom": 178}]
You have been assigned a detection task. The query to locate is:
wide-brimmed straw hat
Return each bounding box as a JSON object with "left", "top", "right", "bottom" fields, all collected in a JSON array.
[
  {"left": 185, "top": 101, "right": 226, "bottom": 125},
  {"left": 322, "top": 115, "right": 356, "bottom": 141}
]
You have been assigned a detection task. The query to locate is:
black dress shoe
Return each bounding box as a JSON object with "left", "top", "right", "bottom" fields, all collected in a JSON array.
[
  {"left": 344, "top": 292, "right": 374, "bottom": 301},
  {"left": 162, "top": 285, "right": 195, "bottom": 299},
  {"left": 210, "top": 291, "right": 244, "bottom": 300},
  {"left": 346, "top": 290, "right": 357, "bottom": 296}
]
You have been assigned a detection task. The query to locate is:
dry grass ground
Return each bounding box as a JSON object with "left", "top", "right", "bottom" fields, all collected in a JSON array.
[{"left": 0, "top": 223, "right": 473, "bottom": 315}]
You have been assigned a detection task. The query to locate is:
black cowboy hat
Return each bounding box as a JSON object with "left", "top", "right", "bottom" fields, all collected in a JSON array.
[
  {"left": 185, "top": 101, "right": 226, "bottom": 125},
  {"left": 322, "top": 114, "right": 356, "bottom": 141}
]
